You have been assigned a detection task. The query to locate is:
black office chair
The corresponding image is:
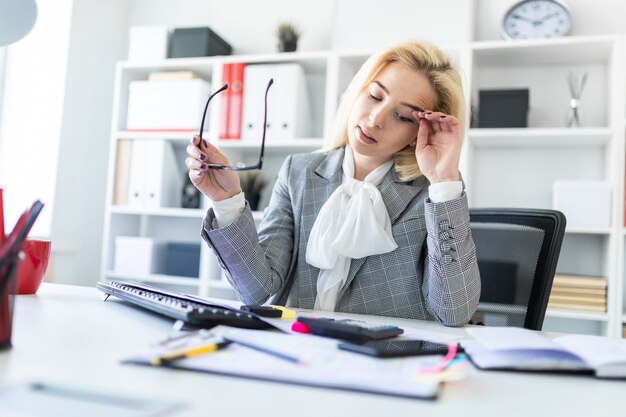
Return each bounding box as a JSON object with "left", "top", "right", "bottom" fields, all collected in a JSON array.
[{"left": 469, "top": 208, "right": 566, "bottom": 330}]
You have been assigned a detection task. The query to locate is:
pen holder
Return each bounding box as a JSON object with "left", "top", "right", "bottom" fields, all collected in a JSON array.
[{"left": 0, "top": 256, "right": 20, "bottom": 350}]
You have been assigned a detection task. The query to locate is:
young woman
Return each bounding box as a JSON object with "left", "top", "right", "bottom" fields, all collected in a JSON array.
[{"left": 185, "top": 40, "right": 480, "bottom": 327}]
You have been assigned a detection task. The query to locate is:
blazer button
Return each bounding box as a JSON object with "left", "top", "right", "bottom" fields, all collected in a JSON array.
[{"left": 443, "top": 254, "right": 453, "bottom": 263}]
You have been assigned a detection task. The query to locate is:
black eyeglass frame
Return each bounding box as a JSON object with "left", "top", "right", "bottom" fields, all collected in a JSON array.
[{"left": 198, "top": 78, "right": 273, "bottom": 171}]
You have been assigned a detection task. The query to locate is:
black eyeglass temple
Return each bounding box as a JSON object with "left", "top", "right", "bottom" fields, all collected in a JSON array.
[
  {"left": 257, "top": 78, "right": 274, "bottom": 169},
  {"left": 198, "top": 83, "right": 229, "bottom": 141}
]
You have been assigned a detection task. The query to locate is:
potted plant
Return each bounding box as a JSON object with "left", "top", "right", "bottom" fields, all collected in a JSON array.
[{"left": 276, "top": 21, "right": 300, "bottom": 53}]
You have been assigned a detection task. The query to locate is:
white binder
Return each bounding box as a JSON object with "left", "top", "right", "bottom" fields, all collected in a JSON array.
[
  {"left": 241, "top": 64, "right": 311, "bottom": 141},
  {"left": 126, "top": 140, "right": 183, "bottom": 209}
]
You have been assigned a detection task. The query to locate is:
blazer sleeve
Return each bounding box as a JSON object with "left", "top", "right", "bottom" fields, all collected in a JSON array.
[
  {"left": 422, "top": 192, "right": 481, "bottom": 327},
  {"left": 200, "top": 156, "right": 296, "bottom": 305}
]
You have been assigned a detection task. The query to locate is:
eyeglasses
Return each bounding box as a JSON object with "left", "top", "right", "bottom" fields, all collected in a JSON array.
[{"left": 198, "top": 78, "right": 273, "bottom": 171}]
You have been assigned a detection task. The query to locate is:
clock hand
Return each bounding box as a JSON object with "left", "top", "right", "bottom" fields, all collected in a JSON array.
[
  {"left": 533, "top": 12, "right": 558, "bottom": 25},
  {"left": 511, "top": 13, "right": 535, "bottom": 23}
]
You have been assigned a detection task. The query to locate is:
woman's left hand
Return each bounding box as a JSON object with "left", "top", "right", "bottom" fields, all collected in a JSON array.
[{"left": 412, "top": 110, "right": 462, "bottom": 184}]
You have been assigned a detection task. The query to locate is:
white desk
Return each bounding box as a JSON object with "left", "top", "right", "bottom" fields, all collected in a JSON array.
[{"left": 0, "top": 284, "right": 622, "bottom": 416}]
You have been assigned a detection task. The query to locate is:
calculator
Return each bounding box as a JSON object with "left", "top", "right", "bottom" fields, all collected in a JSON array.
[{"left": 296, "top": 317, "right": 403, "bottom": 341}]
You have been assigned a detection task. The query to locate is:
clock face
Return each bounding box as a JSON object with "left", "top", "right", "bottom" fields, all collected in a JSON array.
[{"left": 503, "top": 0, "right": 572, "bottom": 39}]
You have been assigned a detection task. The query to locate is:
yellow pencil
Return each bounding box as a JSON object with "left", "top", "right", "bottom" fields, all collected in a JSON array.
[{"left": 151, "top": 340, "right": 232, "bottom": 366}]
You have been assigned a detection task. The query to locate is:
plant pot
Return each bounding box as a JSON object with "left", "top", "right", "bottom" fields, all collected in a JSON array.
[{"left": 278, "top": 40, "right": 298, "bottom": 53}]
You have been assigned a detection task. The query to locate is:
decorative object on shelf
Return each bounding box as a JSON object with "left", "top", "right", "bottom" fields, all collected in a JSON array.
[
  {"left": 276, "top": 21, "right": 301, "bottom": 53},
  {"left": 502, "top": 0, "right": 572, "bottom": 40},
  {"left": 181, "top": 175, "right": 201, "bottom": 209},
  {"left": 566, "top": 71, "right": 587, "bottom": 128},
  {"left": 168, "top": 26, "right": 232, "bottom": 58},
  {"left": 478, "top": 89, "right": 529, "bottom": 128},
  {"left": 239, "top": 171, "right": 269, "bottom": 211}
]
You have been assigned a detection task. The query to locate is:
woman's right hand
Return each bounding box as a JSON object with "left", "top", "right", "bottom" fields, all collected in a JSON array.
[{"left": 185, "top": 135, "right": 241, "bottom": 201}]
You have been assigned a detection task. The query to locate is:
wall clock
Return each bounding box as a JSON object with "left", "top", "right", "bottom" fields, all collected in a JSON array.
[{"left": 502, "top": 0, "right": 572, "bottom": 40}]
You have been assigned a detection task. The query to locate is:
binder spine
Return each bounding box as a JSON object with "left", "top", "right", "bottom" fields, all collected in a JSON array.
[
  {"left": 219, "top": 63, "right": 232, "bottom": 139},
  {"left": 227, "top": 63, "right": 245, "bottom": 140}
]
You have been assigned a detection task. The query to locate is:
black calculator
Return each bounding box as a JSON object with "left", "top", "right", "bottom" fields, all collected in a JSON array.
[{"left": 296, "top": 317, "right": 403, "bottom": 341}]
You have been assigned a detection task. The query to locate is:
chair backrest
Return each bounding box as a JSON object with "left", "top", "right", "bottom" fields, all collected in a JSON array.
[{"left": 469, "top": 208, "right": 566, "bottom": 330}]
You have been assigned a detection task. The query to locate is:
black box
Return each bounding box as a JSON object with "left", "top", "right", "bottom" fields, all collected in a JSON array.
[
  {"left": 168, "top": 27, "right": 232, "bottom": 58},
  {"left": 478, "top": 89, "right": 529, "bottom": 128},
  {"left": 164, "top": 242, "right": 201, "bottom": 278}
]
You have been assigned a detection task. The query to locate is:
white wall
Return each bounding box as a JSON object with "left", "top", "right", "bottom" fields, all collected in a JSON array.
[
  {"left": 48, "top": 0, "right": 129, "bottom": 286},
  {"left": 475, "top": 0, "right": 626, "bottom": 40},
  {"left": 0, "top": 0, "right": 73, "bottom": 237},
  {"left": 128, "top": 0, "right": 336, "bottom": 54}
]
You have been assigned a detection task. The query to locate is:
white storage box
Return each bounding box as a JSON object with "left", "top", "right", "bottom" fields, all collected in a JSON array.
[
  {"left": 113, "top": 237, "right": 167, "bottom": 276},
  {"left": 128, "top": 26, "right": 169, "bottom": 62},
  {"left": 126, "top": 79, "right": 211, "bottom": 131},
  {"left": 552, "top": 180, "right": 612, "bottom": 227}
]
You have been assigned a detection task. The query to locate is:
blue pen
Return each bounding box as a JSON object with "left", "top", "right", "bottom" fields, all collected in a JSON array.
[{"left": 223, "top": 335, "right": 305, "bottom": 365}]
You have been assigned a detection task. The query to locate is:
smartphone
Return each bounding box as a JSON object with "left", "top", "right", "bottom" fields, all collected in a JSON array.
[{"left": 338, "top": 339, "right": 451, "bottom": 358}]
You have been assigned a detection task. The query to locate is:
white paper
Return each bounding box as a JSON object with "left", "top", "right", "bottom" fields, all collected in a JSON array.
[{"left": 128, "top": 326, "right": 440, "bottom": 399}]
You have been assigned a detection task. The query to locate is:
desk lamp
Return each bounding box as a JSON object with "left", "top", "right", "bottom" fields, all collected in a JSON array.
[{"left": 0, "top": 0, "right": 38, "bottom": 47}]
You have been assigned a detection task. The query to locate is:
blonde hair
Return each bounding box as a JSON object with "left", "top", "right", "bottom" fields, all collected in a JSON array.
[{"left": 323, "top": 40, "right": 465, "bottom": 182}]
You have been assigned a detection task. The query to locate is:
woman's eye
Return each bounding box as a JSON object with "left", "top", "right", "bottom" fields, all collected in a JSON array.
[
  {"left": 368, "top": 93, "right": 381, "bottom": 102},
  {"left": 397, "top": 113, "right": 414, "bottom": 123}
]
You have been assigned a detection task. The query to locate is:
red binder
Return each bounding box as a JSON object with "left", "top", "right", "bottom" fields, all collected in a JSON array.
[
  {"left": 218, "top": 63, "right": 232, "bottom": 139},
  {"left": 227, "top": 63, "right": 245, "bottom": 139}
]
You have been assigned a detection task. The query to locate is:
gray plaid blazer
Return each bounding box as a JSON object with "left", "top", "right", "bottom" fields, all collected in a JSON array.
[{"left": 202, "top": 147, "right": 481, "bottom": 326}]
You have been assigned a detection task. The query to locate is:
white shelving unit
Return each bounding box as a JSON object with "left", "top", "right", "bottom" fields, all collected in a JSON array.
[
  {"left": 464, "top": 35, "right": 626, "bottom": 338},
  {"left": 101, "top": 35, "right": 626, "bottom": 337}
]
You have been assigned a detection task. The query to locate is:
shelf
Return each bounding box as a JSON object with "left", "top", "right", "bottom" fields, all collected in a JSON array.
[
  {"left": 110, "top": 206, "right": 206, "bottom": 218},
  {"left": 114, "top": 131, "right": 324, "bottom": 150},
  {"left": 468, "top": 128, "right": 612, "bottom": 148},
  {"left": 472, "top": 35, "right": 616, "bottom": 67},
  {"left": 546, "top": 308, "right": 609, "bottom": 322},
  {"left": 106, "top": 272, "right": 200, "bottom": 287},
  {"left": 565, "top": 226, "right": 612, "bottom": 235}
]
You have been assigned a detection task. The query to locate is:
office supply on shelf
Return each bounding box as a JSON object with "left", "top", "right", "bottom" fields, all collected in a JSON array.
[
  {"left": 126, "top": 79, "right": 211, "bottom": 132},
  {"left": 227, "top": 63, "right": 245, "bottom": 139},
  {"left": 112, "top": 139, "right": 132, "bottom": 206},
  {"left": 97, "top": 280, "right": 270, "bottom": 329},
  {"left": 126, "top": 326, "right": 440, "bottom": 400},
  {"left": 0, "top": 382, "right": 184, "bottom": 417},
  {"left": 126, "top": 140, "right": 182, "bottom": 209},
  {"left": 168, "top": 26, "right": 232, "bottom": 58},
  {"left": 548, "top": 274, "right": 607, "bottom": 313},
  {"left": 296, "top": 316, "right": 403, "bottom": 341},
  {"left": 462, "top": 327, "right": 626, "bottom": 379},
  {"left": 219, "top": 63, "right": 232, "bottom": 139},
  {"left": 151, "top": 340, "right": 232, "bottom": 366},
  {"left": 241, "top": 64, "right": 311, "bottom": 141},
  {"left": 128, "top": 25, "right": 169, "bottom": 62}
]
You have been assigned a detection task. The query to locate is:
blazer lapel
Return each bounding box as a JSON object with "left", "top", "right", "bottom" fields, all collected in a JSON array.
[{"left": 338, "top": 169, "right": 426, "bottom": 300}]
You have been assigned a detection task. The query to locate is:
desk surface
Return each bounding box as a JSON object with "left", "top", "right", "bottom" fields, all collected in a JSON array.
[{"left": 0, "top": 284, "right": 622, "bottom": 416}]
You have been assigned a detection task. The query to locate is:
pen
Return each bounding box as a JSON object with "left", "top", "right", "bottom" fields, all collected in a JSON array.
[
  {"left": 0, "top": 187, "right": 5, "bottom": 245},
  {"left": 151, "top": 340, "right": 232, "bottom": 366},
  {"left": 269, "top": 305, "right": 296, "bottom": 320},
  {"left": 223, "top": 336, "right": 304, "bottom": 365}
]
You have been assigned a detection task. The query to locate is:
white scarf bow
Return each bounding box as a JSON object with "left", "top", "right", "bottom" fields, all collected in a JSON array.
[{"left": 306, "top": 145, "right": 397, "bottom": 311}]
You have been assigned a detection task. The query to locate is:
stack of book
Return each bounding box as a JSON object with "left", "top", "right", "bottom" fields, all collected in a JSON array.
[{"left": 548, "top": 274, "right": 607, "bottom": 313}]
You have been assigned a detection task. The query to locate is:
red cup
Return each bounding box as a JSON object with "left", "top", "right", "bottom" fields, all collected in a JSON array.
[{"left": 16, "top": 239, "right": 51, "bottom": 295}]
